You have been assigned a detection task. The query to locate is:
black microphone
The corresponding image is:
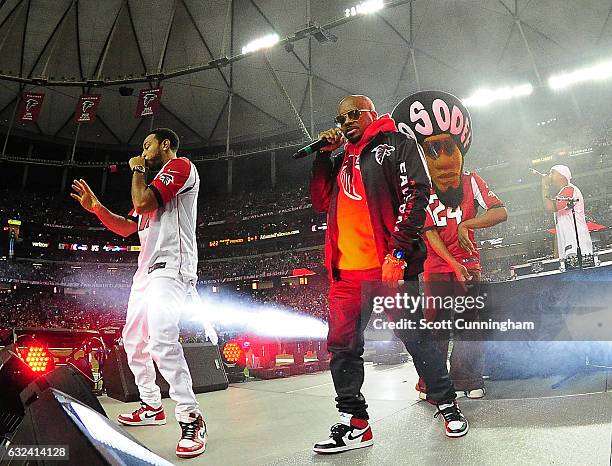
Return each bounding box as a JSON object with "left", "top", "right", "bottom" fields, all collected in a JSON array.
[{"left": 292, "top": 139, "right": 333, "bottom": 159}]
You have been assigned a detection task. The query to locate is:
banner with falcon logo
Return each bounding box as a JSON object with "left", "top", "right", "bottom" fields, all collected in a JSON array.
[
  {"left": 135, "top": 87, "right": 163, "bottom": 118},
  {"left": 17, "top": 92, "right": 45, "bottom": 123},
  {"left": 74, "top": 94, "right": 101, "bottom": 123}
]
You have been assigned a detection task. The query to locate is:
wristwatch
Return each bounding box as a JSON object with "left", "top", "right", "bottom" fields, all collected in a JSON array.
[
  {"left": 132, "top": 165, "right": 145, "bottom": 174},
  {"left": 391, "top": 249, "right": 406, "bottom": 260}
]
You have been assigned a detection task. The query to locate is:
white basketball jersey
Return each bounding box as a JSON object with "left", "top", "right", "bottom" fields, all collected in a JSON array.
[{"left": 128, "top": 157, "right": 199, "bottom": 285}]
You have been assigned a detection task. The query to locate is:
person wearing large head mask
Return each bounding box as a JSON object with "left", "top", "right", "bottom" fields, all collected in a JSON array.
[{"left": 393, "top": 91, "right": 508, "bottom": 400}]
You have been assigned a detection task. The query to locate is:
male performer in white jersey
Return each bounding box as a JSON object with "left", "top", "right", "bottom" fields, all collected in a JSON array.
[
  {"left": 541, "top": 164, "right": 593, "bottom": 260},
  {"left": 71, "top": 128, "right": 206, "bottom": 459}
]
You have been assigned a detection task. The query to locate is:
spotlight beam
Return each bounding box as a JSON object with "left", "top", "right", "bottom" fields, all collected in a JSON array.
[{"left": 186, "top": 296, "right": 328, "bottom": 340}]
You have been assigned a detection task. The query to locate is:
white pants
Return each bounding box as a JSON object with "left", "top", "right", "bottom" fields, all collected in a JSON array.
[{"left": 122, "top": 275, "right": 200, "bottom": 423}]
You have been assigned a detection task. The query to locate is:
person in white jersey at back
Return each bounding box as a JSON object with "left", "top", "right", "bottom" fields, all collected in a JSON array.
[{"left": 541, "top": 164, "right": 593, "bottom": 260}]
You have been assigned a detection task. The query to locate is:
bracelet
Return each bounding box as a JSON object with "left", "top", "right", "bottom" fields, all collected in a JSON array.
[
  {"left": 132, "top": 165, "right": 145, "bottom": 174},
  {"left": 384, "top": 254, "right": 406, "bottom": 269}
]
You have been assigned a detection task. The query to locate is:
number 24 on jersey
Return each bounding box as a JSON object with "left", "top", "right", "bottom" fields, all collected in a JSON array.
[{"left": 426, "top": 194, "right": 463, "bottom": 227}]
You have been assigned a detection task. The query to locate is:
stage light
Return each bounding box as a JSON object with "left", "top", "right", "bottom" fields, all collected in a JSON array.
[
  {"left": 345, "top": 0, "right": 384, "bottom": 17},
  {"left": 21, "top": 345, "right": 54, "bottom": 373},
  {"left": 241, "top": 33, "right": 280, "bottom": 55},
  {"left": 548, "top": 58, "right": 612, "bottom": 90},
  {"left": 462, "top": 83, "right": 533, "bottom": 107},
  {"left": 222, "top": 340, "right": 246, "bottom": 367}
]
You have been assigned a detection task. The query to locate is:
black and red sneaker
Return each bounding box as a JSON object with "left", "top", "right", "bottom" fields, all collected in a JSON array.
[
  {"left": 434, "top": 402, "right": 469, "bottom": 438},
  {"left": 176, "top": 413, "right": 207, "bottom": 459},
  {"left": 313, "top": 413, "right": 373, "bottom": 454},
  {"left": 117, "top": 402, "right": 166, "bottom": 426}
]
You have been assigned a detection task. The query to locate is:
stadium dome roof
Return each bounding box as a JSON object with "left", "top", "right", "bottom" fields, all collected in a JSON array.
[{"left": 0, "top": 0, "right": 610, "bottom": 153}]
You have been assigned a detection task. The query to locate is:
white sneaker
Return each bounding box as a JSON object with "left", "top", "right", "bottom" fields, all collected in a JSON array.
[{"left": 465, "top": 388, "right": 485, "bottom": 399}]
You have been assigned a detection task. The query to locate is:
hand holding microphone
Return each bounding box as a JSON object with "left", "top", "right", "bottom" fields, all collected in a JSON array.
[
  {"left": 292, "top": 127, "right": 345, "bottom": 159},
  {"left": 530, "top": 167, "right": 552, "bottom": 188},
  {"left": 318, "top": 127, "right": 345, "bottom": 152},
  {"left": 129, "top": 155, "right": 146, "bottom": 172}
]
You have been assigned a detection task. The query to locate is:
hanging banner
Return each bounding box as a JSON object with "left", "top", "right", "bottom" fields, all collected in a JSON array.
[
  {"left": 135, "top": 87, "right": 163, "bottom": 118},
  {"left": 17, "top": 92, "right": 45, "bottom": 123},
  {"left": 74, "top": 94, "right": 101, "bottom": 123}
]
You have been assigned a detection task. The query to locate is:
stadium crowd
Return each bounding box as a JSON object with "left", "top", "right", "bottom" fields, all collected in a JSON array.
[
  {"left": 2, "top": 116, "right": 612, "bottom": 334},
  {"left": 0, "top": 288, "right": 127, "bottom": 337},
  {"left": 0, "top": 248, "right": 324, "bottom": 286}
]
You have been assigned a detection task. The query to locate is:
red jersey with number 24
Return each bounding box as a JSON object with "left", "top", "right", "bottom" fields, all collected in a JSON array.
[{"left": 423, "top": 172, "right": 503, "bottom": 273}]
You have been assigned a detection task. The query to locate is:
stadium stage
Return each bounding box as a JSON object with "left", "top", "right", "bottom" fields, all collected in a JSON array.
[{"left": 100, "top": 362, "right": 611, "bottom": 465}]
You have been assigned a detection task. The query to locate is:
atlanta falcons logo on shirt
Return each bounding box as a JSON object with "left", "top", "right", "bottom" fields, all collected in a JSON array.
[
  {"left": 372, "top": 144, "right": 395, "bottom": 165},
  {"left": 158, "top": 173, "right": 174, "bottom": 186},
  {"left": 339, "top": 154, "right": 362, "bottom": 201}
]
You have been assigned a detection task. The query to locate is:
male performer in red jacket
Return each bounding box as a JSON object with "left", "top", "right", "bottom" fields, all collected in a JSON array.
[{"left": 311, "top": 95, "right": 468, "bottom": 454}]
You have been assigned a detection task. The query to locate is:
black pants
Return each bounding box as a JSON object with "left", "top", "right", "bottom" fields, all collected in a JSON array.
[
  {"left": 423, "top": 271, "right": 485, "bottom": 391},
  {"left": 327, "top": 268, "right": 456, "bottom": 420}
]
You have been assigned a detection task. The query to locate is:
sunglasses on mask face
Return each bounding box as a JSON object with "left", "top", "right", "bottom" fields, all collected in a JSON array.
[
  {"left": 423, "top": 137, "right": 458, "bottom": 160},
  {"left": 334, "top": 108, "right": 372, "bottom": 126}
]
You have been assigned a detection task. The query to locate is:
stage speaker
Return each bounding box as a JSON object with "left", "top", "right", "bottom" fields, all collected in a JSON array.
[
  {"left": 0, "top": 345, "right": 38, "bottom": 438},
  {"left": 3, "top": 388, "right": 173, "bottom": 465},
  {"left": 104, "top": 343, "right": 229, "bottom": 402},
  {"left": 20, "top": 365, "right": 106, "bottom": 417}
]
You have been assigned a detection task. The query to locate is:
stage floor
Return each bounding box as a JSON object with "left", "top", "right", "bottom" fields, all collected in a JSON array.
[{"left": 100, "top": 363, "right": 612, "bottom": 466}]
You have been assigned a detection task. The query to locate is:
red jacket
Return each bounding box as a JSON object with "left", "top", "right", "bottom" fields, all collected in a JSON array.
[{"left": 310, "top": 117, "right": 431, "bottom": 278}]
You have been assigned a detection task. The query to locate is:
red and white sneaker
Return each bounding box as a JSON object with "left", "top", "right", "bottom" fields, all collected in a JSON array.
[
  {"left": 117, "top": 402, "right": 166, "bottom": 426},
  {"left": 313, "top": 413, "right": 373, "bottom": 454},
  {"left": 176, "top": 413, "right": 207, "bottom": 459}
]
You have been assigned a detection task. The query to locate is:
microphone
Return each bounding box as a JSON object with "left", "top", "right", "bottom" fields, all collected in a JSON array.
[
  {"left": 555, "top": 196, "right": 579, "bottom": 203},
  {"left": 529, "top": 168, "right": 546, "bottom": 177},
  {"left": 292, "top": 139, "right": 332, "bottom": 160}
]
